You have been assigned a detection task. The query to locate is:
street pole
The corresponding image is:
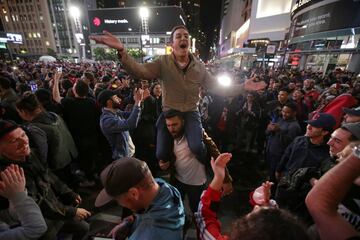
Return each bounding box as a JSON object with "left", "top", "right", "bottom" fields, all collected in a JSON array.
[
  {"left": 139, "top": 7, "right": 149, "bottom": 63},
  {"left": 140, "top": 29, "right": 143, "bottom": 63}
]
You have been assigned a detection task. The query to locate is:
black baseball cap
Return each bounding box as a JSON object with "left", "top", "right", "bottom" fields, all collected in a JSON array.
[
  {"left": 306, "top": 113, "right": 336, "bottom": 132},
  {"left": 95, "top": 157, "right": 150, "bottom": 207},
  {"left": 343, "top": 106, "right": 360, "bottom": 117}
]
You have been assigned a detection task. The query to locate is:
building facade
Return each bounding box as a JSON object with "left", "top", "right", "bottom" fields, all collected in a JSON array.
[
  {"left": 218, "top": 0, "right": 294, "bottom": 68},
  {"left": 0, "top": 0, "right": 57, "bottom": 57},
  {"left": 0, "top": 0, "right": 95, "bottom": 59},
  {"left": 287, "top": 0, "right": 360, "bottom": 73}
]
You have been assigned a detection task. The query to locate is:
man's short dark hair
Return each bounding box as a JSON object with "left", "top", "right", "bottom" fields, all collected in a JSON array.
[
  {"left": 35, "top": 88, "right": 52, "bottom": 103},
  {"left": 279, "top": 87, "right": 290, "bottom": 94},
  {"left": 284, "top": 102, "right": 297, "bottom": 112},
  {"left": 0, "top": 77, "right": 11, "bottom": 89},
  {"left": 16, "top": 92, "right": 41, "bottom": 113},
  {"left": 84, "top": 71, "right": 95, "bottom": 82},
  {"left": 61, "top": 79, "right": 73, "bottom": 92},
  {"left": 169, "top": 25, "right": 189, "bottom": 43},
  {"left": 230, "top": 208, "right": 310, "bottom": 240},
  {"left": 75, "top": 80, "right": 89, "bottom": 98},
  {"left": 163, "top": 109, "right": 184, "bottom": 119}
]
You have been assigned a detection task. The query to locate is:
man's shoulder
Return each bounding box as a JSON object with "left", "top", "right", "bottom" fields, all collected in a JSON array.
[{"left": 291, "top": 135, "right": 307, "bottom": 145}]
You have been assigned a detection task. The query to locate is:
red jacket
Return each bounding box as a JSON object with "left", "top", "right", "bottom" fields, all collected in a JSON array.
[
  {"left": 316, "top": 94, "right": 357, "bottom": 129},
  {"left": 195, "top": 186, "right": 229, "bottom": 240}
]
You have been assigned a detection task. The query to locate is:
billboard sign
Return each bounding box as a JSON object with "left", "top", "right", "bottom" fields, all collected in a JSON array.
[
  {"left": 6, "top": 33, "right": 23, "bottom": 44},
  {"left": 292, "top": 0, "right": 360, "bottom": 38},
  {"left": 266, "top": 45, "right": 276, "bottom": 54},
  {"left": 88, "top": 6, "right": 186, "bottom": 34}
]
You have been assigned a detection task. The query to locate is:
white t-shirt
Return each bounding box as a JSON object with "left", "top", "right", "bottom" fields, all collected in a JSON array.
[
  {"left": 128, "top": 134, "right": 135, "bottom": 157},
  {"left": 173, "top": 135, "right": 206, "bottom": 186}
]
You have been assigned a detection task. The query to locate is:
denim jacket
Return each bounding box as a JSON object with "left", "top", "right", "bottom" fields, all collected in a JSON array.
[
  {"left": 100, "top": 106, "right": 141, "bottom": 160},
  {"left": 130, "top": 178, "right": 185, "bottom": 240}
]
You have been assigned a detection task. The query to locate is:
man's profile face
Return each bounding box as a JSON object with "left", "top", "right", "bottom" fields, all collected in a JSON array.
[
  {"left": 327, "top": 128, "right": 351, "bottom": 156},
  {"left": 165, "top": 115, "right": 184, "bottom": 139},
  {"left": 171, "top": 28, "right": 190, "bottom": 58},
  {"left": 115, "top": 190, "right": 139, "bottom": 212},
  {"left": 0, "top": 128, "right": 30, "bottom": 161},
  {"left": 305, "top": 124, "right": 325, "bottom": 139},
  {"left": 343, "top": 114, "right": 360, "bottom": 124},
  {"left": 109, "top": 95, "right": 122, "bottom": 109}
]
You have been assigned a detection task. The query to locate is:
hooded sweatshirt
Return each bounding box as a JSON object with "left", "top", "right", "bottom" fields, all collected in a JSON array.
[
  {"left": 129, "top": 178, "right": 185, "bottom": 240},
  {"left": 29, "top": 111, "right": 78, "bottom": 170}
]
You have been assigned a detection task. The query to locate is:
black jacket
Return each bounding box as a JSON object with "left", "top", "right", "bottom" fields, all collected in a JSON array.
[
  {"left": 0, "top": 152, "right": 78, "bottom": 220},
  {"left": 277, "top": 136, "right": 330, "bottom": 176}
]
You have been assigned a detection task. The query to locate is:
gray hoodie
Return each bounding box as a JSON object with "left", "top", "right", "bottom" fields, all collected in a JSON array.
[{"left": 0, "top": 191, "right": 47, "bottom": 240}]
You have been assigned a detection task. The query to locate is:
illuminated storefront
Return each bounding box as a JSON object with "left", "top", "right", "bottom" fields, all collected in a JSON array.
[{"left": 287, "top": 0, "right": 360, "bottom": 73}]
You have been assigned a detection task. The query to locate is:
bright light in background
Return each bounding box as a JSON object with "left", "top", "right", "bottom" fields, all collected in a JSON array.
[
  {"left": 256, "top": 0, "right": 291, "bottom": 18},
  {"left": 139, "top": 7, "right": 149, "bottom": 18},
  {"left": 69, "top": 6, "right": 80, "bottom": 19},
  {"left": 192, "top": 38, "right": 196, "bottom": 53},
  {"left": 217, "top": 74, "right": 232, "bottom": 87}
]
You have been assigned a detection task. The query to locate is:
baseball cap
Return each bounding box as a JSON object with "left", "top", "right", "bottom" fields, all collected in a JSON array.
[
  {"left": 341, "top": 122, "right": 360, "bottom": 140},
  {"left": 306, "top": 113, "right": 336, "bottom": 131},
  {"left": 97, "top": 89, "right": 116, "bottom": 107},
  {"left": 95, "top": 157, "right": 150, "bottom": 207},
  {"left": 343, "top": 106, "right": 360, "bottom": 117},
  {"left": 0, "top": 120, "right": 19, "bottom": 140}
]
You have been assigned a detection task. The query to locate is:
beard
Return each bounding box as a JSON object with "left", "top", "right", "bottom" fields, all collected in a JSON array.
[
  {"left": 170, "top": 129, "right": 185, "bottom": 139},
  {"left": 111, "top": 100, "right": 122, "bottom": 109}
]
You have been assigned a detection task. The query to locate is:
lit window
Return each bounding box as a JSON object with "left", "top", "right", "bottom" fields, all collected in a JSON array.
[
  {"left": 33, "top": 33, "right": 37, "bottom": 38},
  {"left": 39, "top": 16, "right": 43, "bottom": 21},
  {"left": 5, "top": 15, "right": 9, "bottom": 22},
  {"left": 28, "top": 33, "right": 32, "bottom": 38},
  {"left": 12, "top": 15, "right": 15, "bottom": 21},
  {"left": 45, "top": 41, "right": 50, "bottom": 46},
  {"left": 2, "top": 8, "right": 6, "bottom": 14},
  {"left": 37, "top": 32, "right": 41, "bottom": 38}
]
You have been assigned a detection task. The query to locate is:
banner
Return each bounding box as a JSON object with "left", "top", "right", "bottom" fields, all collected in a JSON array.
[{"left": 88, "top": 6, "right": 186, "bottom": 34}]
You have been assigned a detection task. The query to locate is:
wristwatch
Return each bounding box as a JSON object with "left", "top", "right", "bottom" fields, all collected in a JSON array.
[{"left": 352, "top": 145, "right": 360, "bottom": 159}]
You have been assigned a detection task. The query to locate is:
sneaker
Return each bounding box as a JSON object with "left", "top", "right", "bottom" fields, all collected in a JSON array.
[{"left": 79, "top": 180, "right": 96, "bottom": 188}]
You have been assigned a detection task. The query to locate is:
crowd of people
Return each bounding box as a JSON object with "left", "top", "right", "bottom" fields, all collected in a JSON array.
[{"left": 0, "top": 25, "right": 359, "bottom": 240}]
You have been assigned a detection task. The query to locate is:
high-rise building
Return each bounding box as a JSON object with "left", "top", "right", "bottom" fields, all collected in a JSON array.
[
  {"left": 0, "top": 0, "right": 95, "bottom": 59},
  {"left": 0, "top": 0, "right": 57, "bottom": 56}
]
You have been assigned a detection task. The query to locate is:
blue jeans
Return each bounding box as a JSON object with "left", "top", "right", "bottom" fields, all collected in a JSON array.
[{"left": 156, "top": 111, "right": 207, "bottom": 162}]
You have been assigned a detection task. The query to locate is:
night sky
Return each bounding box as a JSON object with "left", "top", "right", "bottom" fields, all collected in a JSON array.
[{"left": 200, "top": 0, "right": 222, "bottom": 60}]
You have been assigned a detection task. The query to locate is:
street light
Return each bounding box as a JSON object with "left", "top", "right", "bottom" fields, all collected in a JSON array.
[
  {"left": 69, "top": 6, "right": 80, "bottom": 19},
  {"left": 217, "top": 74, "right": 232, "bottom": 87},
  {"left": 139, "top": 7, "right": 149, "bottom": 19},
  {"left": 69, "top": 5, "right": 85, "bottom": 60},
  {"left": 139, "top": 7, "right": 149, "bottom": 63}
]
